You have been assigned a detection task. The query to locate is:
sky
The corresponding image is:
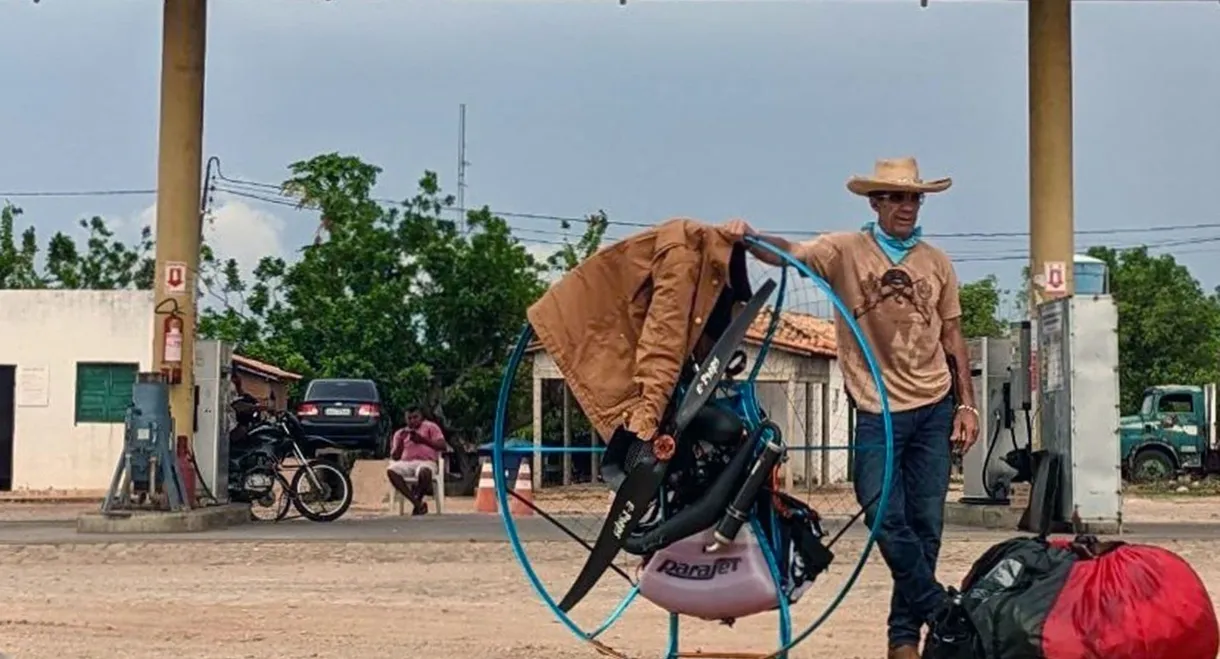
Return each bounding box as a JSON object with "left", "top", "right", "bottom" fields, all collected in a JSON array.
[{"left": 2, "top": 0, "right": 1218, "bottom": 309}]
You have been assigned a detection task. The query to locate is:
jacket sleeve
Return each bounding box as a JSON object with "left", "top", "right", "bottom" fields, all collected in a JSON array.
[{"left": 626, "top": 241, "right": 701, "bottom": 441}]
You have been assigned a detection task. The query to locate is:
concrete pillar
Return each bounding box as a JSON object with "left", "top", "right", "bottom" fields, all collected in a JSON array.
[
  {"left": 820, "top": 382, "right": 831, "bottom": 486},
  {"left": 562, "top": 383, "right": 572, "bottom": 486},
  {"left": 532, "top": 375, "right": 543, "bottom": 492},
  {"left": 783, "top": 378, "right": 798, "bottom": 491},
  {"left": 151, "top": 0, "right": 208, "bottom": 444},
  {"left": 803, "top": 381, "right": 814, "bottom": 490},
  {"left": 1028, "top": 0, "right": 1075, "bottom": 309}
]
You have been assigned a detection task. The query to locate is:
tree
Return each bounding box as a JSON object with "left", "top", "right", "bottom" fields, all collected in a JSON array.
[
  {"left": 545, "top": 211, "right": 609, "bottom": 273},
  {"left": 200, "top": 153, "right": 608, "bottom": 490},
  {"left": 4, "top": 160, "right": 609, "bottom": 490},
  {"left": 43, "top": 217, "right": 155, "bottom": 290},
  {"left": 0, "top": 202, "right": 160, "bottom": 290},
  {"left": 958, "top": 275, "right": 1007, "bottom": 338},
  {"left": 0, "top": 203, "right": 41, "bottom": 288},
  {"left": 0, "top": 201, "right": 239, "bottom": 308},
  {"left": 1087, "top": 246, "right": 1220, "bottom": 412}
]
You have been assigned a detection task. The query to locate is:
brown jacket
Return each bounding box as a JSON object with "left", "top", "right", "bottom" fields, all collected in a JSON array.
[{"left": 527, "top": 218, "right": 741, "bottom": 442}]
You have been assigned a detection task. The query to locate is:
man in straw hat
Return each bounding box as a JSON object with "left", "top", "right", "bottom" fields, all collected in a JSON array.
[{"left": 725, "top": 156, "right": 979, "bottom": 659}]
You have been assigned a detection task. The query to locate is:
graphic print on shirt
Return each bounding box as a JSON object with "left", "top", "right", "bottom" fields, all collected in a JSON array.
[{"left": 851, "top": 267, "right": 937, "bottom": 351}]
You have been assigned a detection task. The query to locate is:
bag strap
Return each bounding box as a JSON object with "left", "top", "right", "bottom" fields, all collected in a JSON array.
[{"left": 1068, "top": 533, "right": 1125, "bottom": 559}]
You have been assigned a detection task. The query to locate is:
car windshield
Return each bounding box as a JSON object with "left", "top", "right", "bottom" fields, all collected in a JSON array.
[
  {"left": 307, "top": 380, "right": 377, "bottom": 402},
  {"left": 1140, "top": 393, "right": 1154, "bottom": 416}
]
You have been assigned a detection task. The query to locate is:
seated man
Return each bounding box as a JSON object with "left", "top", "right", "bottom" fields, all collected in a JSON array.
[{"left": 386, "top": 407, "right": 447, "bottom": 515}]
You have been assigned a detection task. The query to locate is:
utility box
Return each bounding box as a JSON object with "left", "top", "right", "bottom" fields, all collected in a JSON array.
[
  {"left": 194, "top": 339, "right": 234, "bottom": 504},
  {"left": 961, "top": 337, "right": 1028, "bottom": 503},
  {"left": 1037, "top": 295, "right": 1122, "bottom": 532}
]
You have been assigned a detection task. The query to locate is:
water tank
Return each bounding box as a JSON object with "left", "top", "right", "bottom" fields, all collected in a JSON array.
[{"left": 1074, "top": 254, "right": 1108, "bottom": 295}]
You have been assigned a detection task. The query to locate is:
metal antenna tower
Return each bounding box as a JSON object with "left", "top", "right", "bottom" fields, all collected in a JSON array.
[{"left": 457, "top": 103, "right": 469, "bottom": 232}]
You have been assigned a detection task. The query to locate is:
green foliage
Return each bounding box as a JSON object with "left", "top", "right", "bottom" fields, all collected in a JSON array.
[
  {"left": 1, "top": 158, "right": 608, "bottom": 476},
  {"left": 199, "top": 154, "right": 605, "bottom": 461},
  {"left": 958, "top": 275, "right": 1006, "bottom": 338},
  {"left": 0, "top": 201, "right": 252, "bottom": 333},
  {"left": 0, "top": 202, "right": 158, "bottom": 289},
  {"left": 1086, "top": 246, "right": 1220, "bottom": 413},
  {"left": 44, "top": 217, "right": 155, "bottom": 289},
  {"left": 546, "top": 211, "right": 609, "bottom": 273},
  {"left": 0, "top": 203, "right": 41, "bottom": 288}
]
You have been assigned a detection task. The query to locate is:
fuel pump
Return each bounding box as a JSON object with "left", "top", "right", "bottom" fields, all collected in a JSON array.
[
  {"left": 1027, "top": 296, "right": 1122, "bottom": 533},
  {"left": 960, "top": 325, "right": 1034, "bottom": 505}
]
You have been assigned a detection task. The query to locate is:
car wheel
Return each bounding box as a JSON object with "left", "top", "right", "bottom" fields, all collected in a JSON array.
[{"left": 1131, "top": 448, "right": 1175, "bottom": 483}]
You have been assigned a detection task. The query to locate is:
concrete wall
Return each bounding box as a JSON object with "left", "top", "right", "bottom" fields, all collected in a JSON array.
[
  {"left": 0, "top": 290, "right": 156, "bottom": 490},
  {"left": 756, "top": 360, "right": 852, "bottom": 487},
  {"left": 237, "top": 375, "right": 291, "bottom": 411},
  {"left": 531, "top": 345, "right": 852, "bottom": 485},
  {"left": 0, "top": 291, "right": 293, "bottom": 491}
]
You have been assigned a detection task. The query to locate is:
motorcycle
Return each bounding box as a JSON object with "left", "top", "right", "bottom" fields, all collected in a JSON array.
[{"left": 227, "top": 408, "right": 354, "bottom": 523}]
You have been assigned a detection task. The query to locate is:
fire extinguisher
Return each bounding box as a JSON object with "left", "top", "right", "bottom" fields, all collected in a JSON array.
[{"left": 162, "top": 314, "right": 184, "bottom": 384}]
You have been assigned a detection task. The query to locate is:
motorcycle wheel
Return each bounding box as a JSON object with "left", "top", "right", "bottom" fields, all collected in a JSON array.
[
  {"left": 290, "top": 459, "right": 353, "bottom": 522},
  {"left": 249, "top": 471, "right": 292, "bottom": 522}
]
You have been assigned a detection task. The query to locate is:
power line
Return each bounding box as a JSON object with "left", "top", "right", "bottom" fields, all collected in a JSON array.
[
  {"left": 0, "top": 188, "right": 156, "bottom": 198},
  {"left": 213, "top": 172, "right": 1220, "bottom": 241},
  {"left": 207, "top": 182, "right": 1220, "bottom": 264},
  {"left": 9, "top": 179, "right": 1217, "bottom": 263},
  {"left": 9, "top": 177, "right": 1220, "bottom": 262}
]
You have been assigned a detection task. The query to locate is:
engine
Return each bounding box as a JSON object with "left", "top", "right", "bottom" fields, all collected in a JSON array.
[
  {"left": 633, "top": 403, "right": 748, "bottom": 534},
  {"left": 229, "top": 445, "right": 279, "bottom": 502}
]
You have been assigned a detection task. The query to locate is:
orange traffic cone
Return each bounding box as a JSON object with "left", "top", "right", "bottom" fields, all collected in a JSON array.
[
  {"left": 509, "top": 462, "right": 535, "bottom": 517},
  {"left": 475, "top": 458, "right": 498, "bottom": 514}
]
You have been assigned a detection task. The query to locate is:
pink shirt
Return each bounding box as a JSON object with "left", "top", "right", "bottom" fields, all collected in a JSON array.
[{"left": 391, "top": 420, "right": 447, "bottom": 462}]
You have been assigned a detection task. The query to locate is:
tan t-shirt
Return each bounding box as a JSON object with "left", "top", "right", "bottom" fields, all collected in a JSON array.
[{"left": 793, "top": 230, "right": 961, "bottom": 414}]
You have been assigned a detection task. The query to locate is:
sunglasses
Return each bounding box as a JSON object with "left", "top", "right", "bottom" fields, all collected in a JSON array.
[{"left": 871, "top": 191, "right": 925, "bottom": 205}]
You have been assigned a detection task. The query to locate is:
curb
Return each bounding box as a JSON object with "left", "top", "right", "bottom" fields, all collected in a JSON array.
[{"left": 0, "top": 497, "right": 100, "bottom": 504}]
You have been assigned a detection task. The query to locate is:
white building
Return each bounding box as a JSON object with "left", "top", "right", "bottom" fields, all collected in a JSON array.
[
  {"left": 526, "top": 309, "right": 853, "bottom": 490},
  {"left": 0, "top": 290, "right": 156, "bottom": 491},
  {"left": 0, "top": 290, "right": 297, "bottom": 493}
]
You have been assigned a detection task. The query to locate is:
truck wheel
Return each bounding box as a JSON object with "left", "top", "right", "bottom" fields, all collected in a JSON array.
[{"left": 1131, "top": 449, "right": 1175, "bottom": 483}]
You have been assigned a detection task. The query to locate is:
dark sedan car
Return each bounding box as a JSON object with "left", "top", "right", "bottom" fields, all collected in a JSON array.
[{"left": 296, "top": 378, "right": 390, "bottom": 456}]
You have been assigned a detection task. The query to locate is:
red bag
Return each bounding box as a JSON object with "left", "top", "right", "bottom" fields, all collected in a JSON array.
[
  {"left": 1042, "top": 540, "right": 1218, "bottom": 659},
  {"left": 933, "top": 536, "right": 1218, "bottom": 659}
]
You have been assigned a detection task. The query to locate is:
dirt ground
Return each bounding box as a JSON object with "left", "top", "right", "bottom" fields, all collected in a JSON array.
[{"left": 2, "top": 495, "right": 1219, "bottom": 659}]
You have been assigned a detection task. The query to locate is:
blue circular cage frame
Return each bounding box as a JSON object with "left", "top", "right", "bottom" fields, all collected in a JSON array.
[{"left": 492, "top": 239, "right": 895, "bottom": 659}]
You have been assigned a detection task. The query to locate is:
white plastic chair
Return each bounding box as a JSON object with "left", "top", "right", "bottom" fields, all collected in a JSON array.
[{"left": 390, "top": 453, "right": 446, "bottom": 515}]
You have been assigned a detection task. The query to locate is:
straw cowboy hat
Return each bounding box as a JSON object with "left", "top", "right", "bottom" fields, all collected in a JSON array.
[{"left": 846, "top": 156, "right": 952, "bottom": 197}]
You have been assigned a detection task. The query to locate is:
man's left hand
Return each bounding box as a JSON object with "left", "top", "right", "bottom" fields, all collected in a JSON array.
[
  {"left": 951, "top": 406, "right": 980, "bottom": 455},
  {"left": 720, "top": 218, "right": 755, "bottom": 240}
]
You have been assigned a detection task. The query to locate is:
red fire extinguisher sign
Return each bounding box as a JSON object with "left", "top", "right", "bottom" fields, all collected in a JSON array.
[{"left": 164, "top": 315, "right": 184, "bottom": 364}]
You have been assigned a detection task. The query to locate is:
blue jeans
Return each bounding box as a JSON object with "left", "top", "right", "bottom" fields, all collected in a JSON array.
[{"left": 852, "top": 395, "right": 954, "bottom": 647}]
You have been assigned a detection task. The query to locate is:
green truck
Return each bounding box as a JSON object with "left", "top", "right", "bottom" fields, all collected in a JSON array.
[{"left": 1119, "top": 383, "right": 1218, "bottom": 482}]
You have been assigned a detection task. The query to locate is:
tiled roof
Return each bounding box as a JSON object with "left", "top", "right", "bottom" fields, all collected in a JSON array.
[
  {"left": 745, "top": 308, "right": 837, "bottom": 358},
  {"left": 233, "top": 354, "right": 303, "bottom": 381}
]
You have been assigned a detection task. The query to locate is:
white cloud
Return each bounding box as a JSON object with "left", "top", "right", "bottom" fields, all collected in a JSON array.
[
  {"left": 525, "top": 242, "right": 558, "bottom": 263},
  {"left": 524, "top": 242, "right": 563, "bottom": 285},
  {"left": 133, "top": 196, "right": 289, "bottom": 279},
  {"left": 203, "top": 197, "right": 289, "bottom": 276}
]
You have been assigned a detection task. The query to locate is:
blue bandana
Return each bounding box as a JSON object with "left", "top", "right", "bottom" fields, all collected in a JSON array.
[{"left": 863, "top": 221, "right": 922, "bottom": 264}]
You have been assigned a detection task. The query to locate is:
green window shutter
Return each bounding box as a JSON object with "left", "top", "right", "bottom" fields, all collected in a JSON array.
[
  {"left": 75, "top": 363, "right": 139, "bottom": 424},
  {"left": 106, "top": 366, "right": 137, "bottom": 420}
]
